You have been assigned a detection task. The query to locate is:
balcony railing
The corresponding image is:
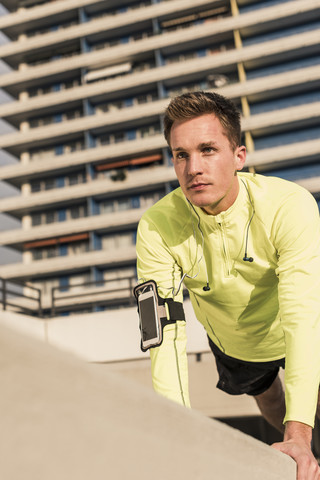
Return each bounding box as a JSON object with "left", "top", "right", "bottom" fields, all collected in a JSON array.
[
  {"left": 50, "top": 275, "right": 137, "bottom": 316},
  {"left": 0, "top": 277, "right": 42, "bottom": 316},
  {"left": 0, "top": 274, "right": 189, "bottom": 317}
]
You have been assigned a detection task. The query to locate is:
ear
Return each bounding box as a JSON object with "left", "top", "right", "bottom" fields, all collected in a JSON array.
[{"left": 235, "top": 145, "right": 246, "bottom": 171}]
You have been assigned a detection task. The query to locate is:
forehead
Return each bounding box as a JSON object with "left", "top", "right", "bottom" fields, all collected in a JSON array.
[{"left": 170, "top": 114, "right": 227, "bottom": 148}]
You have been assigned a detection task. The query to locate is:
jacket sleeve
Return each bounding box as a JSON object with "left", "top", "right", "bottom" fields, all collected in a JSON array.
[
  {"left": 136, "top": 213, "right": 191, "bottom": 407},
  {"left": 273, "top": 187, "right": 320, "bottom": 427}
]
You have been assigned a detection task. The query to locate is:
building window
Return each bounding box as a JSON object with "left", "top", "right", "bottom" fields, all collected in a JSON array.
[
  {"left": 68, "top": 241, "right": 90, "bottom": 256},
  {"left": 68, "top": 204, "right": 88, "bottom": 220},
  {"left": 44, "top": 178, "right": 56, "bottom": 190},
  {"left": 31, "top": 213, "right": 42, "bottom": 226},
  {"left": 45, "top": 211, "right": 56, "bottom": 224},
  {"left": 31, "top": 181, "right": 41, "bottom": 193},
  {"left": 100, "top": 200, "right": 114, "bottom": 214}
]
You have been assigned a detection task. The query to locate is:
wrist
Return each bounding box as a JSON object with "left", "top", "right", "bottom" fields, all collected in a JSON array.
[{"left": 284, "top": 421, "right": 312, "bottom": 446}]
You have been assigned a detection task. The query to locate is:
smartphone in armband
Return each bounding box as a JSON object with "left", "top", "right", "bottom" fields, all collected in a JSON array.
[{"left": 137, "top": 286, "right": 162, "bottom": 351}]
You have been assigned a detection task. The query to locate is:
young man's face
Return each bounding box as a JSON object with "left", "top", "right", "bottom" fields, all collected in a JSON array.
[{"left": 170, "top": 114, "right": 246, "bottom": 215}]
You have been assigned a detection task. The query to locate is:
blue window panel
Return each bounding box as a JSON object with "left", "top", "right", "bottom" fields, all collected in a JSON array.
[
  {"left": 92, "top": 233, "right": 102, "bottom": 251},
  {"left": 84, "top": 100, "right": 95, "bottom": 115},
  {"left": 124, "top": 98, "right": 134, "bottom": 107},
  {"left": 131, "top": 196, "right": 140, "bottom": 209},
  {"left": 121, "top": 36, "right": 130, "bottom": 44},
  {"left": 118, "top": 7, "right": 127, "bottom": 12},
  {"left": 85, "top": 132, "right": 96, "bottom": 148},
  {"left": 132, "top": 230, "right": 137, "bottom": 245},
  {"left": 81, "top": 38, "right": 91, "bottom": 52},
  {"left": 155, "top": 49, "right": 165, "bottom": 67},
  {"left": 59, "top": 244, "right": 68, "bottom": 256},
  {"left": 54, "top": 113, "right": 62, "bottom": 123},
  {"left": 79, "top": 8, "right": 89, "bottom": 23},
  {"left": 53, "top": 83, "right": 61, "bottom": 92},
  {"left": 197, "top": 49, "right": 207, "bottom": 58},
  {"left": 57, "top": 176, "right": 65, "bottom": 188},
  {"left": 55, "top": 145, "right": 64, "bottom": 155},
  {"left": 240, "top": 0, "right": 293, "bottom": 13},
  {"left": 93, "top": 267, "right": 103, "bottom": 283},
  {"left": 59, "top": 276, "right": 69, "bottom": 292},
  {"left": 50, "top": 25, "right": 59, "bottom": 31},
  {"left": 164, "top": 148, "right": 173, "bottom": 166},
  {"left": 94, "top": 306, "right": 105, "bottom": 312},
  {"left": 58, "top": 209, "right": 66, "bottom": 222},
  {"left": 85, "top": 164, "right": 95, "bottom": 180},
  {"left": 158, "top": 81, "right": 166, "bottom": 98},
  {"left": 89, "top": 198, "right": 99, "bottom": 215},
  {"left": 127, "top": 130, "right": 136, "bottom": 141},
  {"left": 87, "top": 164, "right": 95, "bottom": 180}
]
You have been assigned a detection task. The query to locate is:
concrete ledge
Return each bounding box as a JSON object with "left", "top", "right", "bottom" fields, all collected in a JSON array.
[{"left": 0, "top": 323, "right": 296, "bottom": 480}]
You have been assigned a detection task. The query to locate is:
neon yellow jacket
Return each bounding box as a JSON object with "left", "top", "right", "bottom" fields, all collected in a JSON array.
[{"left": 136, "top": 172, "right": 320, "bottom": 427}]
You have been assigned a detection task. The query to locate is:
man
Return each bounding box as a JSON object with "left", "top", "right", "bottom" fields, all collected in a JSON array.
[{"left": 135, "top": 91, "right": 320, "bottom": 479}]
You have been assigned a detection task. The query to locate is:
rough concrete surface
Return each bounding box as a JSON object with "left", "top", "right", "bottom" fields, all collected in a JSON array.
[{"left": 0, "top": 324, "right": 296, "bottom": 480}]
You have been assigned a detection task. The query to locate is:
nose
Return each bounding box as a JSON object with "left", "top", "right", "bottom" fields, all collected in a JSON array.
[{"left": 188, "top": 153, "right": 204, "bottom": 177}]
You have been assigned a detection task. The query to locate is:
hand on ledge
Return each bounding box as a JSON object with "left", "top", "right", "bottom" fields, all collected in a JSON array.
[{"left": 272, "top": 421, "right": 320, "bottom": 480}]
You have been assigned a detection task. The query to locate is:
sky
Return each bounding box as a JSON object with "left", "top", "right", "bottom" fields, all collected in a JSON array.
[{"left": 0, "top": 4, "right": 22, "bottom": 265}]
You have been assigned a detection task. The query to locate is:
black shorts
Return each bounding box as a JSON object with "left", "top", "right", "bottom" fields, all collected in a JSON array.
[{"left": 208, "top": 336, "right": 285, "bottom": 397}]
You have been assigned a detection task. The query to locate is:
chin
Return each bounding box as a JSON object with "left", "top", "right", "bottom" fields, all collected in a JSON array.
[{"left": 187, "top": 194, "right": 215, "bottom": 209}]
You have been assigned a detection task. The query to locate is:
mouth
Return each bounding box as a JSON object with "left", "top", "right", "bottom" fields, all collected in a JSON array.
[{"left": 188, "top": 182, "right": 209, "bottom": 191}]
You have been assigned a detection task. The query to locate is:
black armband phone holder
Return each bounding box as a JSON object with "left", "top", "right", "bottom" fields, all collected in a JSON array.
[{"left": 133, "top": 279, "right": 185, "bottom": 351}]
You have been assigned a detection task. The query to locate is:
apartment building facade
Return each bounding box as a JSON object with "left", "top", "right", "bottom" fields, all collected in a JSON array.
[{"left": 0, "top": 0, "right": 319, "bottom": 315}]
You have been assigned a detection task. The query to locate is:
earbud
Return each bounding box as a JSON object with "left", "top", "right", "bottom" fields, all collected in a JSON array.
[
  {"left": 243, "top": 256, "right": 254, "bottom": 262},
  {"left": 203, "top": 283, "right": 211, "bottom": 291}
]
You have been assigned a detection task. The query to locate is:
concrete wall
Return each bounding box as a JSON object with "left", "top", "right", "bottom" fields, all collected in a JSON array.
[
  {"left": 0, "top": 304, "right": 268, "bottom": 419},
  {"left": 0, "top": 322, "right": 296, "bottom": 480},
  {"left": 0, "top": 299, "right": 209, "bottom": 362}
]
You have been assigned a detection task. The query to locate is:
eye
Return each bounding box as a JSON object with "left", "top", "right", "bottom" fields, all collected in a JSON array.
[
  {"left": 175, "top": 151, "right": 188, "bottom": 160},
  {"left": 202, "top": 146, "right": 215, "bottom": 154}
]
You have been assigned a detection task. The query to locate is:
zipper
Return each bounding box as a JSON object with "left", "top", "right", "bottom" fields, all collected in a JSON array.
[{"left": 217, "top": 222, "right": 232, "bottom": 277}]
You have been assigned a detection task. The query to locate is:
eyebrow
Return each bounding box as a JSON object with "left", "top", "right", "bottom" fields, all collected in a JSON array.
[
  {"left": 172, "top": 141, "right": 218, "bottom": 152},
  {"left": 199, "top": 141, "right": 218, "bottom": 149}
]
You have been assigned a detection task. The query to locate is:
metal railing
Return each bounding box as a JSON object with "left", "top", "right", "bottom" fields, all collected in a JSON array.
[
  {"left": 51, "top": 275, "right": 137, "bottom": 316},
  {"left": 0, "top": 275, "right": 189, "bottom": 317},
  {"left": 0, "top": 278, "right": 42, "bottom": 317}
]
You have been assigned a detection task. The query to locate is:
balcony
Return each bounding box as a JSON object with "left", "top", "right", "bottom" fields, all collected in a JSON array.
[
  {"left": 0, "top": 165, "right": 176, "bottom": 216},
  {"left": 0, "top": 0, "right": 116, "bottom": 27},
  {"left": 0, "top": 99, "right": 167, "bottom": 155},
  {"left": 0, "top": 60, "right": 319, "bottom": 127},
  {"left": 246, "top": 138, "right": 320, "bottom": 170},
  {"left": 0, "top": 0, "right": 216, "bottom": 62},
  {"left": 0, "top": 5, "right": 318, "bottom": 94},
  {"left": 0, "top": 208, "right": 146, "bottom": 248},
  {"left": 0, "top": 243, "right": 137, "bottom": 279},
  {"left": 0, "top": 94, "right": 319, "bottom": 158},
  {"left": 0, "top": 135, "right": 166, "bottom": 185}
]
